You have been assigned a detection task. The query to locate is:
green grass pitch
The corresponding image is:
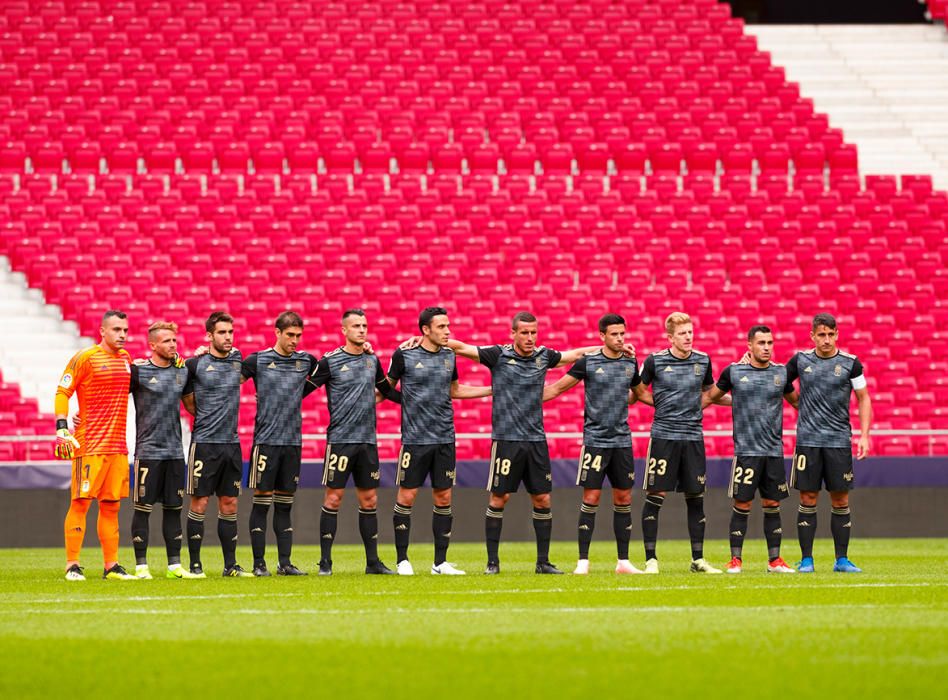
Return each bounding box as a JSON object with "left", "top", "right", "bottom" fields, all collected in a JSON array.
[{"left": 1, "top": 538, "right": 945, "bottom": 698}]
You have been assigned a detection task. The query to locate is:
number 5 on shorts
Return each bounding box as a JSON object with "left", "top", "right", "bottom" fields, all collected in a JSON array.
[{"left": 256, "top": 453, "right": 268, "bottom": 472}]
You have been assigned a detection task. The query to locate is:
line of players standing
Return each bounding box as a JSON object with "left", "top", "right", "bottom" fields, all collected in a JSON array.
[{"left": 55, "top": 306, "right": 871, "bottom": 580}]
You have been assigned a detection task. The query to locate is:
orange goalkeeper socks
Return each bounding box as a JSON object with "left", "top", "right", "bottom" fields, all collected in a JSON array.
[
  {"left": 97, "top": 499, "right": 121, "bottom": 566},
  {"left": 64, "top": 498, "right": 91, "bottom": 562}
]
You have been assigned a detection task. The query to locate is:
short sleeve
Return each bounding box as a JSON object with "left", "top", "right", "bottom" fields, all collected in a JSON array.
[
  {"left": 851, "top": 357, "right": 864, "bottom": 378},
  {"left": 702, "top": 358, "right": 714, "bottom": 388},
  {"left": 129, "top": 364, "right": 139, "bottom": 393},
  {"left": 716, "top": 365, "right": 732, "bottom": 393},
  {"left": 640, "top": 355, "right": 655, "bottom": 385},
  {"left": 478, "top": 345, "right": 502, "bottom": 368},
  {"left": 183, "top": 357, "right": 199, "bottom": 396},
  {"left": 630, "top": 359, "right": 642, "bottom": 388},
  {"left": 308, "top": 357, "right": 331, "bottom": 389},
  {"left": 545, "top": 348, "right": 563, "bottom": 368},
  {"left": 241, "top": 353, "right": 258, "bottom": 381},
  {"left": 566, "top": 355, "right": 588, "bottom": 381},
  {"left": 850, "top": 358, "right": 867, "bottom": 390},
  {"left": 388, "top": 349, "right": 405, "bottom": 381},
  {"left": 451, "top": 361, "right": 459, "bottom": 381},
  {"left": 785, "top": 353, "right": 800, "bottom": 384}
]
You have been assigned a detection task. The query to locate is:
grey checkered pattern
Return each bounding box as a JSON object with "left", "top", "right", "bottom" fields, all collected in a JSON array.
[
  {"left": 567, "top": 351, "right": 641, "bottom": 448},
  {"left": 131, "top": 362, "right": 188, "bottom": 460},
  {"left": 309, "top": 348, "right": 386, "bottom": 445},
  {"left": 243, "top": 349, "right": 317, "bottom": 446},
  {"left": 640, "top": 349, "right": 714, "bottom": 441},
  {"left": 479, "top": 344, "right": 561, "bottom": 442},
  {"left": 183, "top": 351, "right": 242, "bottom": 444},
  {"left": 717, "top": 363, "right": 788, "bottom": 457},
  {"left": 389, "top": 346, "right": 458, "bottom": 445},
  {"left": 788, "top": 350, "right": 863, "bottom": 448}
]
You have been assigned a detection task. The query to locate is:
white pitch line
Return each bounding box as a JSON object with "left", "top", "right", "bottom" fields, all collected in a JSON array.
[
  {"left": 18, "top": 592, "right": 305, "bottom": 605},
  {"left": 4, "top": 603, "right": 940, "bottom": 617}
]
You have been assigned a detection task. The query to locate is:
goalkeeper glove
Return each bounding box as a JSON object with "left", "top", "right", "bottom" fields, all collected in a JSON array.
[{"left": 54, "top": 419, "right": 80, "bottom": 460}]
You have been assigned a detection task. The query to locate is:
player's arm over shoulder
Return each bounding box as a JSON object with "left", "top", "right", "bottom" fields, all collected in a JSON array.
[{"left": 447, "top": 338, "right": 481, "bottom": 362}]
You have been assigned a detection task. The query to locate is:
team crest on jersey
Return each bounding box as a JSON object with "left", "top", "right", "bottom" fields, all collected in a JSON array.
[
  {"left": 366, "top": 359, "right": 373, "bottom": 369},
  {"left": 774, "top": 375, "right": 782, "bottom": 386},
  {"left": 694, "top": 364, "right": 702, "bottom": 375},
  {"left": 625, "top": 367, "right": 633, "bottom": 378},
  {"left": 834, "top": 365, "right": 842, "bottom": 377},
  {"left": 444, "top": 359, "right": 451, "bottom": 369},
  {"left": 231, "top": 361, "right": 241, "bottom": 371},
  {"left": 296, "top": 360, "right": 304, "bottom": 371},
  {"left": 535, "top": 357, "right": 543, "bottom": 368}
]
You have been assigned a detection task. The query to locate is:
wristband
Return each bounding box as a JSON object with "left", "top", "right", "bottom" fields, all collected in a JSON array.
[{"left": 56, "top": 418, "right": 68, "bottom": 431}]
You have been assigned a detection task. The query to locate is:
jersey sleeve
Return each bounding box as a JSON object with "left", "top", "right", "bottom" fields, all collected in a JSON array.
[
  {"left": 850, "top": 357, "right": 867, "bottom": 390},
  {"left": 375, "top": 356, "right": 401, "bottom": 403},
  {"left": 545, "top": 348, "right": 563, "bottom": 368},
  {"left": 129, "top": 364, "right": 139, "bottom": 393},
  {"left": 716, "top": 365, "right": 733, "bottom": 393},
  {"left": 307, "top": 356, "right": 331, "bottom": 389},
  {"left": 640, "top": 355, "right": 655, "bottom": 385},
  {"left": 566, "top": 355, "right": 588, "bottom": 380},
  {"left": 785, "top": 353, "right": 800, "bottom": 385},
  {"left": 388, "top": 349, "right": 405, "bottom": 381},
  {"left": 183, "top": 357, "right": 200, "bottom": 396},
  {"left": 55, "top": 348, "right": 90, "bottom": 415},
  {"left": 630, "top": 359, "right": 642, "bottom": 387},
  {"left": 478, "top": 345, "right": 502, "bottom": 368},
  {"left": 451, "top": 362, "right": 459, "bottom": 381},
  {"left": 702, "top": 358, "right": 714, "bottom": 389},
  {"left": 241, "top": 352, "right": 258, "bottom": 381}
]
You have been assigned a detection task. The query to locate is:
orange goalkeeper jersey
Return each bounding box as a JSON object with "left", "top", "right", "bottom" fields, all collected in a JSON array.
[{"left": 55, "top": 345, "right": 132, "bottom": 457}]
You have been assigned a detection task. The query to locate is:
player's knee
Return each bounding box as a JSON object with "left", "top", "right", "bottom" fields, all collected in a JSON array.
[
  {"left": 734, "top": 499, "right": 753, "bottom": 511},
  {"left": 583, "top": 490, "right": 603, "bottom": 507},
  {"left": 489, "top": 493, "right": 509, "bottom": 508},
  {"left": 324, "top": 490, "right": 343, "bottom": 510},
  {"left": 432, "top": 488, "right": 451, "bottom": 508},
  {"left": 190, "top": 496, "right": 209, "bottom": 514},
  {"left": 612, "top": 489, "right": 631, "bottom": 507},
  {"left": 218, "top": 496, "right": 238, "bottom": 515},
  {"left": 531, "top": 493, "right": 551, "bottom": 510},
  {"left": 829, "top": 491, "right": 849, "bottom": 508},
  {"left": 358, "top": 492, "right": 378, "bottom": 510},
  {"left": 397, "top": 488, "right": 418, "bottom": 507},
  {"left": 799, "top": 491, "right": 818, "bottom": 507},
  {"left": 761, "top": 499, "right": 780, "bottom": 509}
]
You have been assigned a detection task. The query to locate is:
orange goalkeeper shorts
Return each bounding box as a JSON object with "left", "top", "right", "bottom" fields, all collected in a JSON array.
[{"left": 71, "top": 454, "right": 130, "bottom": 501}]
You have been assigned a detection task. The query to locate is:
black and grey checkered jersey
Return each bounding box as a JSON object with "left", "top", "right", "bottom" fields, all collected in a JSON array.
[
  {"left": 307, "top": 348, "right": 393, "bottom": 445},
  {"left": 640, "top": 349, "right": 714, "bottom": 441},
  {"left": 787, "top": 349, "right": 864, "bottom": 448},
  {"left": 479, "top": 344, "right": 562, "bottom": 443},
  {"left": 717, "top": 363, "right": 792, "bottom": 457},
  {"left": 567, "top": 351, "right": 641, "bottom": 448},
  {"left": 130, "top": 361, "right": 188, "bottom": 460},
  {"left": 388, "top": 346, "right": 459, "bottom": 445},
  {"left": 183, "top": 351, "right": 242, "bottom": 445},
  {"left": 242, "top": 349, "right": 318, "bottom": 446}
]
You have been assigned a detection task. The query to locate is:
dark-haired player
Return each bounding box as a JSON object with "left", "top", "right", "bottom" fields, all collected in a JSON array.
[
  {"left": 543, "top": 313, "right": 648, "bottom": 575},
  {"left": 786, "top": 313, "right": 872, "bottom": 573},
  {"left": 129, "top": 321, "right": 198, "bottom": 579},
  {"left": 386, "top": 306, "right": 491, "bottom": 576},
  {"left": 429, "top": 311, "right": 612, "bottom": 575},
  {"left": 638, "top": 312, "right": 721, "bottom": 574},
  {"left": 182, "top": 311, "right": 252, "bottom": 577},
  {"left": 242, "top": 311, "right": 319, "bottom": 577},
  {"left": 704, "top": 325, "right": 797, "bottom": 574},
  {"left": 306, "top": 309, "right": 402, "bottom": 575}
]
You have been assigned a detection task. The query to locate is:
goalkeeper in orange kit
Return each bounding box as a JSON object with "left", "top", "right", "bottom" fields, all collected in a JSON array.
[{"left": 56, "top": 309, "right": 138, "bottom": 581}]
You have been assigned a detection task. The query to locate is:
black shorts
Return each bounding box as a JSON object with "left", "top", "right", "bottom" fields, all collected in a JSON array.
[
  {"left": 487, "top": 440, "right": 552, "bottom": 495},
  {"left": 247, "top": 444, "right": 302, "bottom": 492},
  {"left": 323, "top": 443, "right": 380, "bottom": 489},
  {"left": 396, "top": 443, "right": 457, "bottom": 490},
  {"left": 133, "top": 458, "right": 185, "bottom": 507},
  {"left": 790, "top": 446, "right": 854, "bottom": 492},
  {"left": 576, "top": 446, "right": 635, "bottom": 490},
  {"left": 728, "top": 455, "right": 789, "bottom": 502},
  {"left": 186, "top": 443, "right": 242, "bottom": 498},
  {"left": 643, "top": 438, "right": 706, "bottom": 493}
]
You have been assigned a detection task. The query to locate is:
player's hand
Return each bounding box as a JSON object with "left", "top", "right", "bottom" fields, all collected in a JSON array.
[
  {"left": 133, "top": 357, "right": 147, "bottom": 366},
  {"left": 72, "top": 412, "right": 82, "bottom": 428},
  {"left": 737, "top": 351, "right": 751, "bottom": 365},
  {"left": 173, "top": 353, "right": 186, "bottom": 368},
  {"left": 856, "top": 434, "right": 871, "bottom": 460},
  {"left": 193, "top": 345, "right": 209, "bottom": 357},
  {"left": 363, "top": 341, "right": 375, "bottom": 355},
  {"left": 399, "top": 336, "right": 422, "bottom": 350},
  {"left": 622, "top": 343, "right": 636, "bottom": 359},
  {"left": 54, "top": 428, "right": 80, "bottom": 460}
]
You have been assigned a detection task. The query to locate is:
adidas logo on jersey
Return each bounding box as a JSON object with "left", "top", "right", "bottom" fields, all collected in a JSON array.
[
  {"left": 507, "top": 358, "right": 517, "bottom": 364},
  {"left": 341, "top": 365, "right": 351, "bottom": 372},
  {"left": 415, "top": 362, "right": 425, "bottom": 368},
  {"left": 206, "top": 365, "right": 215, "bottom": 371},
  {"left": 740, "top": 376, "right": 749, "bottom": 383},
  {"left": 268, "top": 362, "right": 276, "bottom": 369},
  {"left": 595, "top": 367, "right": 605, "bottom": 374},
  {"left": 804, "top": 366, "right": 813, "bottom": 373},
  {"left": 149, "top": 377, "right": 158, "bottom": 384},
  {"left": 663, "top": 366, "right": 674, "bottom": 372}
]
